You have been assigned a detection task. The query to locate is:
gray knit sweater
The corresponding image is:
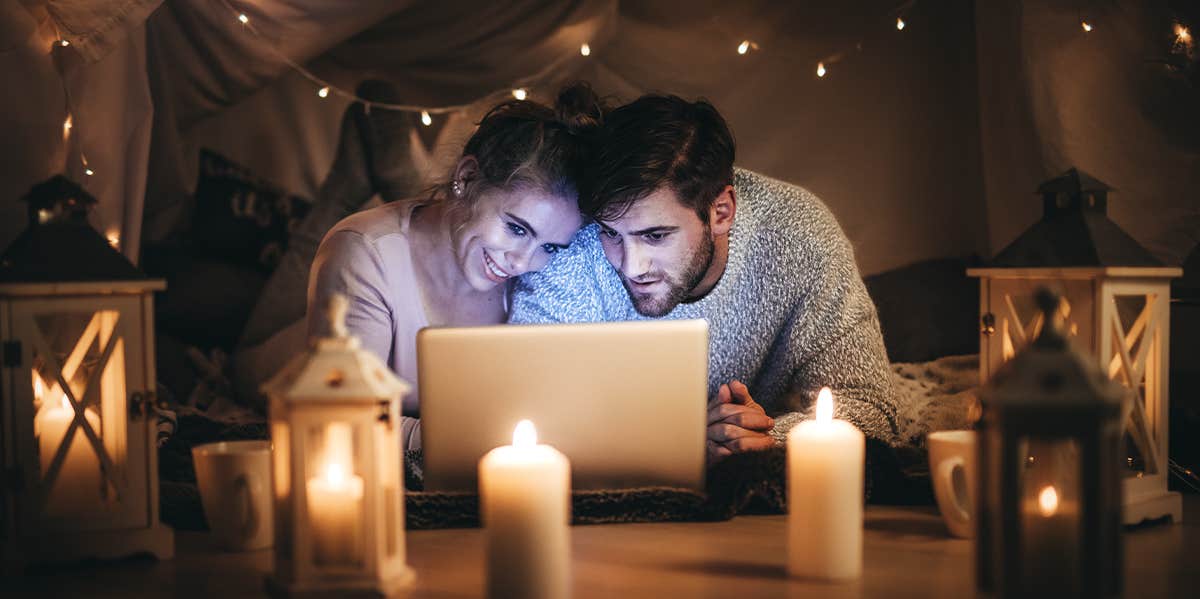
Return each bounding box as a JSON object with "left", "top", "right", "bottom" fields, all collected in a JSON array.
[{"left": 510, "top": 169, "right": 898, "bottom": 444}]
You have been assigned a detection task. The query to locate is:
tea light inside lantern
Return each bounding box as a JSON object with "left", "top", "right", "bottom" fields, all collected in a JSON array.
[
  {"left": 306, "top": 422, "right": 364, "bottom": 565},
  {"left": 1020, "top": 440, "right": 1081, "bottom": 594},
  {"left": 35, "top": 372, "right": 102, "bottom": 519}
]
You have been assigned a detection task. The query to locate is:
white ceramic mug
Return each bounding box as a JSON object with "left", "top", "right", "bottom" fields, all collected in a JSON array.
[
  {"left": 927, "top": 430, "right": 976, "bottom": 539},
  {"left": 192, "top": 440, "right": 273, "bottom": 551}
]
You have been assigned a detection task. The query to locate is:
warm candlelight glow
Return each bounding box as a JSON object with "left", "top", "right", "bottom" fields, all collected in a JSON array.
[
  {"left": 324, "top": 461, "right": 347, "bottom": 486},
  {"left": 580, "top": 43, "right": 591, "bottom": 56},
  {"left": 896, "top": 17, "right": 906, "bottom": 31},
  {"left": 1038, "top": 485, "right": 1059, "bottom": 517},
  {"left": 816, "top": 62, "right": 827, "bottom": 77},
  {"left": 512, "top": 88, "right": 528, "bottom": 101},
  {"left": 1081, "top": 21, "right": 1093, "bottom": 33},
  {"left": 63, "top": 114, "right": 73, "bottom": 141},
  {"left": 60, "top": 39, "right": 70, "bottom": 47},
  {"left": 106, "top": 230, "right": 120, "bottom": 249},
  {"left": 33, "top": 371, "right": 45, "bottom": 400},
  {"left": 1176, "top": 24, "right": 1192, "bottom": 43},
  {"left": 816, "top": 387, "right": 833, "bottom": 423},
  {"left": 513, "top": 419, "right": 537, "bottom": 447},
  {"left": 317, "top": 86, "right": 329, "bottom": 98},
  {"left": 420, "top": 110, "right": 432, "bottom": 126},
  {"left": 238, "top": 14, "right": 249, "bottom": 24}
]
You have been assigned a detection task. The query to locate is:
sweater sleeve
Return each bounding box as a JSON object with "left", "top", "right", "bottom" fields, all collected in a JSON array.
[
  {"left": 765, "top": 207, "right": 898, "bottom": 446},
  {"left": 306, "top": 229, "right": 395, "bottom": 365},
  {"left": 509, "top": 225, "right": 609, "bottom": 324}
]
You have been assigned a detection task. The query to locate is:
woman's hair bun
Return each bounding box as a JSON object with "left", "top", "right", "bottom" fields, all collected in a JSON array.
[{"left": 554, "top": 81, "right": 605, "bottom": 136}]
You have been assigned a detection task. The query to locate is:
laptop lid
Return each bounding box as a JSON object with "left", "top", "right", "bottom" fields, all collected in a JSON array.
[{"left": 418, "top": 319, "right": 708, "bottom": 492}]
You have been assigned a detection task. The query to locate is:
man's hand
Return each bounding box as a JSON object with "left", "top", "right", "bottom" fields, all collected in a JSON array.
[{"left": 707, "top": 380, "right": 776, "bottom": 462}]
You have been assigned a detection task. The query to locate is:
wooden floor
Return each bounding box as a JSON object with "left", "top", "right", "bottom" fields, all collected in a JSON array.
[{"left": 8, "top": 496, "right": 1199, "bottom": 598}]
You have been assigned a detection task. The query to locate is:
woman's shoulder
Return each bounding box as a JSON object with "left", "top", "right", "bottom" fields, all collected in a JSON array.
[{"left": 327, "top": 200, "right": 413, "bottom": 242}]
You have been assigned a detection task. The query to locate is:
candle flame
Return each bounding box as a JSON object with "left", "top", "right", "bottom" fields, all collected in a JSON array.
[
  {"left": 325, "top": 462, "right": 346, "bottom": 486},
  {"left": 33, "top": 372, "right": 45, "bottom": 399},
  {"left": 1038, "top": 485, "right": 1059, "bottom": 517},
  {"left": 816, "top": 387, "right": 833, "bottom": 423},
  {"left": 513, "top": 419, "right": 537, "bottom": 448},
  {"left": 1176, "top": 24, "right": 1192, "bottom": 44}
]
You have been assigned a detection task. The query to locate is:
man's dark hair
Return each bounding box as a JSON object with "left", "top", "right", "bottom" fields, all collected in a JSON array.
[{"left": 582, "top": 94, "right": 735, "bottom": 223}]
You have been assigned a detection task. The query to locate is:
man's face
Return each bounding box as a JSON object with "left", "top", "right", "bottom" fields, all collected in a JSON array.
[{"left": 597, "top": 187, "right": 715, "bottom": 317}]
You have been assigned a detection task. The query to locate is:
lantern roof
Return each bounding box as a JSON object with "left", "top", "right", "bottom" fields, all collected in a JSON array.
[
  {"left": 262, "top": 296, "right": 411, "bottom": 403},
  {"left": 0, "top": 176, "right": 155, "bottom": 286},
  {"left": 987, "top": 168, "right": 1163, "bottom": 269},
  {"left": 981, "top": 289, "right": 1125, "bottom": 422}
]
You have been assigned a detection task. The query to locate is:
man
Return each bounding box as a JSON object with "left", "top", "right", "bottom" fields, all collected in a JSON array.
[{"left": 510, "top": 94, "right": 897, "bottom": 461}]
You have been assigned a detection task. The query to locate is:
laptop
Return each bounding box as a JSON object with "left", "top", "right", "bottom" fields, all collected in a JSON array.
[{"left": 417, "top": 319, "right": 708, "bottom": 492}]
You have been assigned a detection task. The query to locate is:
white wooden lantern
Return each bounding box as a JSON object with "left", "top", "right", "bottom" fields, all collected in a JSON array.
[
  {"left": 263, "top": 294, "right": 414, "bottom": 597},
  {"left": 0, "top": 177, "right": 173, "bottom": 567},
  {"left": 968, "top": 168, "right": 1183, "bottom": 525}
]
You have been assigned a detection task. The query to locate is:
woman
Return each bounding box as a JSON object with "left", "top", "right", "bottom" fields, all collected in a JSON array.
[{"left": 307, "top": 83, "right": 603, "bottom": 450}]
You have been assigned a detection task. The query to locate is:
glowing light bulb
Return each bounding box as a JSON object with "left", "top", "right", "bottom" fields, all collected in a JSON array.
[
  {"left": 816, "top": 62, "right": 827, "bottom": 77},
  {"left": 512, "top": 88, "right": 528, "bottom": 100},
  {"left": 738, "top": 40, "right": 750, "bottom": 55},
  {"left": 1037, "top": 485, "right": 1059, "bottom": 517},
  {"left": 513, "top": 419, "right": 537, "bottom": 448},
  {"left": 816, "top": 387, "right": 833, "bottom": 423},
  {"left": 420, "top": 110, "right": 432, "bottom": 126},
  {"left": 896, "top": 17, "right": 906, "bottom": 31},
  {"left": 84, "top": 168, "right": 94, "bottom": 176},
  {"left": 60, "top": 39, "right": 70, "bottom": 47},
  {"left": 62, "top": 114, "right": 73, "bottom": 142},
  {"left": 580, "top": 43, "right": 591, "bottom": 56},
  {"left": 1081, "top": 21, "right": 1093, "bottom": 33},
  {"left": 238, "top": 13, "right": 249, "bottom": 24},
  {"left": 106, "top": 230, "right": 120, "bottom": 249},
  {"left": 317, "top": 86, "right": 329, "bottom": 98},
  {"left": 1176, "top": 24, "right": 1192, "bottom": 43}
]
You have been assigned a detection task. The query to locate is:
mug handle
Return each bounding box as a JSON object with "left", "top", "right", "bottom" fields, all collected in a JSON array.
[
  {"left": 934, "top": 456, "right": 972, "bottom": 529},
  {"left": 232, "top": 474, "right": 259, "bottom": 541}
]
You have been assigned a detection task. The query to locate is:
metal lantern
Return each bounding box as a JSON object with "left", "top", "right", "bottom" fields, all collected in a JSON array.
[
  {"left": 263, "top": 294, "right": 414, "bottom": 597},
  {"left": 968, "top": 168, "right": 1183, "bottom": 525},
  {"left": 0, "top": 177, "right": 173, "bottom": 567},
  {"left": 976, "top": 289, "right": 1125, "bottom": 599}
]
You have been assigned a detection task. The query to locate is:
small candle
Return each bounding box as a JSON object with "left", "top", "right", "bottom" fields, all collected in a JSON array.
[
  {"left": 787, "top": 387, "right": 865, "bottom": 580},
  {"left": 306, "top": 423, "right": 364, "bottom": 565},
  {"left": 1022, "top": 484, "right": 1080, "bottom": 594},
  {"left": 37, "top": 393, "right": 102, "bottom": 519},
  {"left": 478, "top": 420, "right": 571, "bottom": 599}
]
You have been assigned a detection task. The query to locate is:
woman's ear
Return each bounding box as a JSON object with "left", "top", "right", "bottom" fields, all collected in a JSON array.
[
  {"left": 708, "top": 185, "right": 737, "bottom": 237},
  {"left": 454, "top": 155, "right": 481, "bottom": 186}
]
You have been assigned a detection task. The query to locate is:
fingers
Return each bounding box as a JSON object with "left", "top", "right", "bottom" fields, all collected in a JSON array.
[
  {"left": 708, "top": 422, "right": 773, "bottom": 443},
  {"left": 728, "top": 380, "right": 757, "bottom": 407},
  {"left": 708, "top": 383, "right": 732, "bottom": 409},
  {"left": 707, "top": 440, "right": 732, "bottom": 463},
  {"left": 709, "top": 403, "right": 774, "bottom": 430},
  {"left": 719, "top": 435, "right": 777, "bottom": 453}
]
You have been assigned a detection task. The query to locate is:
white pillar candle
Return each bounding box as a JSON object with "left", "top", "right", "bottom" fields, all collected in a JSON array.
[
  {"left": 37, "top": 394, "right": 102, "bottom": 519},
  {"left": 306, "top": 423, "right": 364, "bottom": 565},
  {"left": 787, "top": 387, "right": 865, "bottom": 580},
  {"left": 478, "top": 420, "right": 571, "bottom": 599}
]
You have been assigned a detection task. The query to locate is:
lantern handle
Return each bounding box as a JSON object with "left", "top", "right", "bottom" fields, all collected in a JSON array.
[{"left": 328, "top": 294, "right": 349, "bottom": 339}]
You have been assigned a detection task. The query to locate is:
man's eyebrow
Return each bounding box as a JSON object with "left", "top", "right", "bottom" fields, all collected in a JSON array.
[{"left": 505, "top": 212, "right": 538, "bottom": 238}]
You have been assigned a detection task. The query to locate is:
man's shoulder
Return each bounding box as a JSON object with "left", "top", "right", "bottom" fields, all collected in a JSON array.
[{"left": 732, "top": 167, "right": 845, "bottom": 252}]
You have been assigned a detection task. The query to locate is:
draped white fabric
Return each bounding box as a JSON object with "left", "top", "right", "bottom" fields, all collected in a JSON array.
[{"left": 2, "top": 0, "right": 1196, "bottom": 273}]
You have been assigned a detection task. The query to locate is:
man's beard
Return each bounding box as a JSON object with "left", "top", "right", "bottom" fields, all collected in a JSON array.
[{"left": 624, "top": 233, "right": 715, "bottom": 317}]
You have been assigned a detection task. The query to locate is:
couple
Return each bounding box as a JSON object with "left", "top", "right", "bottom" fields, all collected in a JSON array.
[{"left": 308, "top": 83, "right": 897, "bottom": 463}]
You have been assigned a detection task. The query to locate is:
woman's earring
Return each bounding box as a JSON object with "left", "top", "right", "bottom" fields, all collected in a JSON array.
[{"left": 452, "top": 180, "right": 463, "bottom": 197}]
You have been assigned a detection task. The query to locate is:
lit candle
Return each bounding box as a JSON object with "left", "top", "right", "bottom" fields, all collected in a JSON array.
[
  {"left": 478, "top": 420, "right": 570, "bottom": 599},
  {"left": 306, "top": 423, "right": 364, "bottom": 565},
  {"left": 37, "top": 392, "right": 103, "bottom": 519},
  {"left": 787, "top": 387, "right": 865, "bottom": 580},
  {"left": 1022, "top": 483, "right": 1080, "bottom": 594}
]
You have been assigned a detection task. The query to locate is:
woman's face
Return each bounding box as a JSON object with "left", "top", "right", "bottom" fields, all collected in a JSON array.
[{"left": 452, "top": 185, "right": 583, "bottom": 292}]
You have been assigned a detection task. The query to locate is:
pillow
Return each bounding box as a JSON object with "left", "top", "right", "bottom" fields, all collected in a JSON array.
[
  {"left": 864, "top": 257, "right": 980, "bottom": 363},
  {"left": 188, "top": 149, "right": 312, "bottom": 273}
]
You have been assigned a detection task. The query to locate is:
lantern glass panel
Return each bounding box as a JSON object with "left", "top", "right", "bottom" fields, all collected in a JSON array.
[
  {"left": 376, "top": 416, "right": 401, "bottom": 559},
  {"left": 1018, "top": 435, "right": 1082, "bottom": 595},
  {"left": 29, "top": 309, "right": 128, "bottom": 521},
  {"left": 304, "top": 421, "right": 365, "bottom": 568}
]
